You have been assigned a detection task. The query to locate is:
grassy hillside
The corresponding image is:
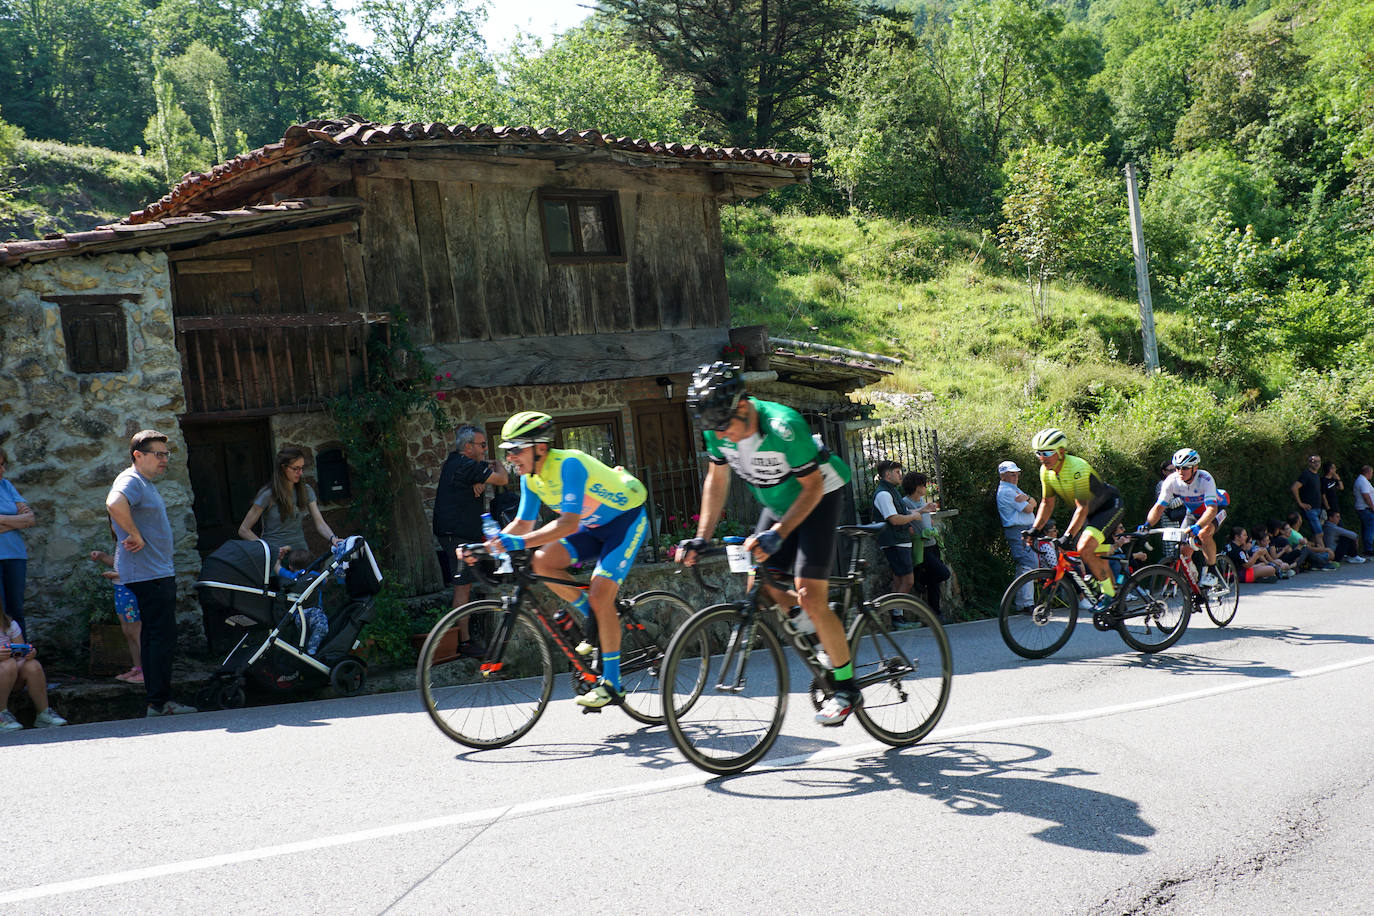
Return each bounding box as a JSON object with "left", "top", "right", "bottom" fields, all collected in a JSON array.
[
  {"left": 1, "top": 139, "right": 164, "bottom": 241},
  {"left": 723, "top": 205, "right": 1219, "bottom": 416}
]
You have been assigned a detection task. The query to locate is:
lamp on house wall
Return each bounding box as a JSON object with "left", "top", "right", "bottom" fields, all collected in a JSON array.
[{"left": 655, "top": 376, "right": 674, "bottom": 400}]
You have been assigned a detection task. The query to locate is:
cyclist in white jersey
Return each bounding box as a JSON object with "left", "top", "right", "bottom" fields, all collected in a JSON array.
[{"left": 1139, "top": 447, "right": 1226, "bottom": 586}]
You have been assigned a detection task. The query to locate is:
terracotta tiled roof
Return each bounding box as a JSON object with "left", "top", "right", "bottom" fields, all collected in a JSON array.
[
  {"left": 127, "top": 116, "right": 812, "bottom": 225},
  {"left": 1, "top": 198, "right": 362, "bottom": 267}
]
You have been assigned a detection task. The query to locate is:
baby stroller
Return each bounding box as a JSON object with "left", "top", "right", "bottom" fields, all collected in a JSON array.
[{"left": 194, "top": 535, "right": 383, "bottom": 709}]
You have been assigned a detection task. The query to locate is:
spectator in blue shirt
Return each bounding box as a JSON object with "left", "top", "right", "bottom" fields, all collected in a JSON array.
[{"left": 996, "top": 460, "right": 1038, "bottom": 611}]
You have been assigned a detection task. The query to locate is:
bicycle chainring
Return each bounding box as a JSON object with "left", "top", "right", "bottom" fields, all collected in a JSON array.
[{"left": 1092, "top": 612, "right": 1113, "bottom": 631}]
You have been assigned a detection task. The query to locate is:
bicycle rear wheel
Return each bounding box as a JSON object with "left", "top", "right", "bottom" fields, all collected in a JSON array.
[
  {"left": 850, "top": 595, "right": 952, "bottom": 745},
  {"left": 617, "top": 591, "right": 702, "bottom": 725},
  {"left": 1116, "top": 564, "right": 1190, "bottom": 653},
  {"left": 1206, "top": 556, "right": 1240, "bottom": 627},
  {"left": 999, "top": 568, "right": 1079, "bottom": 659},
  {"left": 417, "top": 602, "right": 553, "bottom": 748},
  {"left": 661, "top": 605, "right": 788, "bottom": 776}
]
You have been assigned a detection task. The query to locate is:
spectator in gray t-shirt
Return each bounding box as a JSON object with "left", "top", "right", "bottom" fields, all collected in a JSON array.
[
  {"left": 105, "top": 429, "right": 194, "bottom": 717},
  {"left": 238, "top": 447, "right": 340, "bottom": 553}
]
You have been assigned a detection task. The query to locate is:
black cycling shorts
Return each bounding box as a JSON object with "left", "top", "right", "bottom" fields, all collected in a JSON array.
[
  {"left": 754, "top": 487, "right": 844, "bottom": 581},
  {"left": 1082, "top": 489, "right": 1124, "bottom": 551}
]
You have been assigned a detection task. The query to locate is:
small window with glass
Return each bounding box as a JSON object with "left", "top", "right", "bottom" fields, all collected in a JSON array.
[{"left": 539, "top": 190, "right": 624, "bottom": 262}]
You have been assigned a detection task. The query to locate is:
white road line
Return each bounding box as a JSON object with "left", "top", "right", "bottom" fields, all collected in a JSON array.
[{"left": 5, "top": 651, "right": 1374, "bottom": 904}]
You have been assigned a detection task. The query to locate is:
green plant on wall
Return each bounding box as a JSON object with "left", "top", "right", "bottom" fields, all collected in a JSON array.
[{"left": 328, "top": 311, "right": 452, "bottom": 549}]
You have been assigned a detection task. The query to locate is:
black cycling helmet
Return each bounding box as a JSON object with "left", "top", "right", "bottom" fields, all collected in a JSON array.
[{"left": 686, "top": 361, "right": 746, "bottom": 430}]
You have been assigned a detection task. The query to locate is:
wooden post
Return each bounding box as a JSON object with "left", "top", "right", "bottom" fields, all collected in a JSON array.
[{"left": 1124, "top": 163, "right": 1160, "bottom": 374}]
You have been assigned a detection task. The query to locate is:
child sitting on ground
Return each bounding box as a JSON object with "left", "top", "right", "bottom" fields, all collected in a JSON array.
[
  {"left": 274, "top": 548, "right": 330, "bottom": 656},
  {"left": 1223, "top": 526, "right": 1279, "bottom": 584},
  {"left": 1251, "top": 530, "right": 1295, "bottom": 579},
  {"left": 1, "top": 609, "right": 68, "bottom": 732}
]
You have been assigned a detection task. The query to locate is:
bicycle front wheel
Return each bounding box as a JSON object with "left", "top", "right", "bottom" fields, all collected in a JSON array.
[
  {"left": 417, "top": 602, "right": 553, "bottom": 748},
  {"left": 661, "top": 605, "right": 788, "bottom": 776},
  {"left": 617, "top": 590, "right": 702, "bottom": 725},
  {"left": 1116, "top": 564, "right": 1190, "bottom": 653},
  {"left": 999, "top": 568, "right": 1079, "bottom": 659},
  {"left": 851, "top": 595, "right": 952, "bottom": 746},
  {"left": 1206, "top": 555, "right": 1240, "bottom": 627}
]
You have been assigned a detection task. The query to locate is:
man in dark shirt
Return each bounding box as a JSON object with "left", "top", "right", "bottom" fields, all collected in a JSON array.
[
  {"left": 1289, "top": 453, "right": 1327, "bottom": 549},
  {"left": 434, "top": 425, "right": 508, "bottom": 651}
]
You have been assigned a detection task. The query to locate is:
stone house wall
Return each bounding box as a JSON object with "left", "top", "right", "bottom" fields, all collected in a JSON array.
[{"left": 0, "top": 251, "right": 199, "bottom": 646}]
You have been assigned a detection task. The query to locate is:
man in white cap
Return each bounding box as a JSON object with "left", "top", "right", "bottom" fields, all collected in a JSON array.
[{"left": 997, "top": 459, "right": 1038, "bottom": 610}]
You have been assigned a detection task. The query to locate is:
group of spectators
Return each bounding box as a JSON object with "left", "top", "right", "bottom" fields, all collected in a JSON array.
[{"left": 871, "top": 460, "right": 951, "bottom": 622}]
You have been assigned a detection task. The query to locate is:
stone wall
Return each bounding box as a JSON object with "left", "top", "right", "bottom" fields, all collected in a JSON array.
[{"left": 0, "top": 251, "right": 199, "bottom": 648}]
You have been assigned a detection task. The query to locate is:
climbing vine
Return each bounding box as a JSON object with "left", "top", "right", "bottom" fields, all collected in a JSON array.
[{"left": 328, "top": 311, "right": 451, "bottom": 547}]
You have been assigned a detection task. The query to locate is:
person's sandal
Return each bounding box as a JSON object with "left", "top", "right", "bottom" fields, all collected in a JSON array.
[{"left": 116, "top": 667, "right": 143, "bottom": 682}]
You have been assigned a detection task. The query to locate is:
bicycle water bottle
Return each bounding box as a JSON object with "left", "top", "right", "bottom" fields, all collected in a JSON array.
[
  {"left": 552, "top": 608, "right": 581, "bottom": 639},
  {"left": 482, "top": 513, "right": 513, "bottom": 574},
  {"left": 783, "top": 605, "right": 817, "bottom": 636}
]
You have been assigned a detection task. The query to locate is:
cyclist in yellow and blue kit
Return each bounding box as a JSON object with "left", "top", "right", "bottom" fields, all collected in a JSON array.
[{"left": 488, "top": 411, "right": 649, "bottom": 709}]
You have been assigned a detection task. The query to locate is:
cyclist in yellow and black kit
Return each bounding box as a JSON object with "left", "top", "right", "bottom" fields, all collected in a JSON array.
[
  {"left": 1023, "top": 428, "right": 1124, "bottom": 612},
  {"left": 486, "top": 411, "right": 650, "bottom": 709}
]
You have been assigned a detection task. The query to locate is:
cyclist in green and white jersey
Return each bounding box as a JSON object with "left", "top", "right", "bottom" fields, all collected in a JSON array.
[{"left": 675, "top": 361, "right": 861, "bottom": 726}]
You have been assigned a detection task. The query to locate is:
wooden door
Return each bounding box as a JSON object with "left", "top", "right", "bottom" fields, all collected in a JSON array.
[
  {"left": 632, "top": 401, "right": 698, "bottom": 542},
  {"left": 183, "top": 419, "right": 273, "bottom": 557}
]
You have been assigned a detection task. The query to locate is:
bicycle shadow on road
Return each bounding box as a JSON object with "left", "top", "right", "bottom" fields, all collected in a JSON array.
[{"left": 707, "top": 739, "right": 1154, "bottom": 854}]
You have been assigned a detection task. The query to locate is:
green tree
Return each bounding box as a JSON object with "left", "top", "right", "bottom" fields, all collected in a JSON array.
[
  {"left": 813, "top": 23, "right": 980, "bottom": 215},
  {"left": 597, "top": 0, "right": 860, "bottom": 148},
  {"left": 358, "top": 0, "right": 485, "bottom": 116},
  {"left": 499, "top": 25, "right": 698, "bottom": 139},
  {"left": 0, "top": 0, "right": 153, "bottom": 149},
  {"left": 1173, "top": 20, "right": 1306, "bottom": 156},
  {"left": 999, "top": 140, "right": 1127, "bottom": 321},
  {"left": 143, "top": 66, "right": 213, "bottom": 184}
]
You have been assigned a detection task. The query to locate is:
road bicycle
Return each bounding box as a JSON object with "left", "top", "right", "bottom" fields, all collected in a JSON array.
[
  {"left": 417, "top": 545, "right": 707, "bottom": 749},
  {"left": 660, "top": 525, "right": 953, "bottom": 776},
  {"left": 998, "top": 533, "right": 1192, "bottom": 658},
  {"left": 1150, "top": 526, "right": 1240, "bottom": 627}
]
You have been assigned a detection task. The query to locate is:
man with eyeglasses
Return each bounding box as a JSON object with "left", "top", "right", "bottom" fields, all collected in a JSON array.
[
  {"left": 483, "top": 411, "right": 649, "bottom": 709},
  {"left": 434, "top": 424, "right": 508, "bottom": 657},
  {"left": 105, "top": 430, "right": 195, "bottom": 717},
  {"left": 675, "top": 361, "right": 859, "bottom": 727},
  {"left": 1023, "top": 427, "right": 1124, "bottom": 614}
]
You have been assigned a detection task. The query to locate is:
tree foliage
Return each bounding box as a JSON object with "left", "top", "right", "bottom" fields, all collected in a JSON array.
[
  {"left": 999, "top": 140, "right": 1127, "bottom": 321},
  {"left": 597, "top": 0, "right": 861, "bottom": 147}
]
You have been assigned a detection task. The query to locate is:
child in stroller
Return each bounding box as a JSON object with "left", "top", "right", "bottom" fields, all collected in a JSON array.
[
  {"left": 274, "top": 547, "right": 330, "bottom": 656},
  {"left": 195, "top": 535, "right": 382, "bottom": 709}
]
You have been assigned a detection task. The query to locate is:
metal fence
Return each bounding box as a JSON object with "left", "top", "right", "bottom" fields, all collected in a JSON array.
[
  {"left": 630, "top": 422, "right": 942, "bottom": 563},
  {"left": 845, "top": 424, "right": 943, "bottom": 522}
]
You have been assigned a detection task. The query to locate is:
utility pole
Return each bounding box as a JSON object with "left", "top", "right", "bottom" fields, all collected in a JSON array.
[{"left": 1124, "top": 163, "right": 1160, "bottom": 374}]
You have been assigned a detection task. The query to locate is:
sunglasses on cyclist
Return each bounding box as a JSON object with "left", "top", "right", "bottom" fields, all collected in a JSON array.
[{"left": 1034, "top": 449, "right": 1058, "bottom": 458}]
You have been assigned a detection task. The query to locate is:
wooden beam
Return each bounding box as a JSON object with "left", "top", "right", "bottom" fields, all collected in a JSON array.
[
  {"left": 425, "top": 327, "right": 728, "bottom": 388},
  {"left": 175, "top": 312, "right": 391, "bottom": 331},
  {"left": 172, "top": 258, "right": 253, "bottom": 275},
  {"left": 39, "top": 292, "right": 143, "bottom": 305},
  {"left": 166, "top": 221, "right": 358, "bottom": 261}
]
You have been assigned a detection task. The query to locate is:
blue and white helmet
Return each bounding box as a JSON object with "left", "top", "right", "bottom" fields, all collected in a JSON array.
[{"left": 1171, "top": 448, "right": 1200, "bottom": 469}]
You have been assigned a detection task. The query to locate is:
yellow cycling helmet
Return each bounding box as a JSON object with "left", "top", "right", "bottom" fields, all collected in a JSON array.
[
  {"left": 499, "top": 411, "right": 555, "bottom": 448},
  {"left": 1031, "top": 427, "right": 1068, "bottom": 452}
]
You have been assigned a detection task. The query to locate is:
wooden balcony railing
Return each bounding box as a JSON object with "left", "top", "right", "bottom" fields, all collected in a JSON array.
[{"left": 175, "top": 312, "right": 392, "bottom": 418}]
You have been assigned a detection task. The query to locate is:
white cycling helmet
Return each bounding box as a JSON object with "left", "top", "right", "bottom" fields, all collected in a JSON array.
[{"left": 1171, "top": 448, "right": 1200, "bottom": 469}]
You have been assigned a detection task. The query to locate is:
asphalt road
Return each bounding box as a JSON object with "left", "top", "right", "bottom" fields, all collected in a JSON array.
[{"left": 6, "top": 565, "right": 1374, "bottom": 915}]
